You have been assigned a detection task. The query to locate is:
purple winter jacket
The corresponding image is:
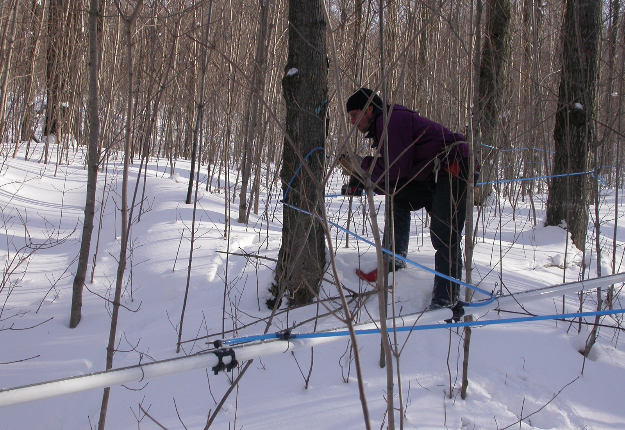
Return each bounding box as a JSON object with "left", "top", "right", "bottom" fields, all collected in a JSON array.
[{"left": 360, "top": 104, "right": 468, "bottom": 192}]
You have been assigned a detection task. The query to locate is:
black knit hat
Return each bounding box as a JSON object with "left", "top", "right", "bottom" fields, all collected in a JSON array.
[{"left": 346, "top": 88, "right": 383, "bottom": 112}]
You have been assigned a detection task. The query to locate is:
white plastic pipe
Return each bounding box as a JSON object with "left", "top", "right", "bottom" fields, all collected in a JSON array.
[
  {"left": 2, "top": 273, "right": 623, "bottom": 407},
  {"left": 498, "top": 273, "right": 625, "bottom": 303},
  {"left": 466, "top": 272, "right": 625, "bottom": 317},
  {"left": 0, "top": 351, "right": 223, "bottom": 407},
  {"left": 0, "top": 308, "right": 452, "bottom": 407}
]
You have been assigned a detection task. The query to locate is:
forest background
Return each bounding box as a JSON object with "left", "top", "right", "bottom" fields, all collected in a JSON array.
[{"left": 1, "top": 0, "right": 625, "bottom": 429}]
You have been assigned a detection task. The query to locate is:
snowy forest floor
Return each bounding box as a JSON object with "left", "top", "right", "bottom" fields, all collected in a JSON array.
[{"left": 1, "top": 142, "right": 625, "bottom": 429}]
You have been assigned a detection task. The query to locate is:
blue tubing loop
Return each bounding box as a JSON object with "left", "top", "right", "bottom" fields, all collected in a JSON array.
[{"left": 281, "top": 149, "right": 496, "bottom": 307}]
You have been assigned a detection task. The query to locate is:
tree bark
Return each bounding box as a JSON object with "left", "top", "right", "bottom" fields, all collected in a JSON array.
[
  {"left": 238, "top": 0, "right": 271, "bottom": 224},
  {"left": 546, "top": 0, "right": 601, "bottom": 250},
  {"left": 272, "top": 0, "right": 327, "bottom": 307},
  {"left": 98, "top": 2, "right": 142, "bottom": 429},
  {"left": 474, "top": 0, "right": 511, "bottom": 205},
  {"left": 185, "top": 3, "right": 212, "bottom": 205},
  {"left": 461, "top": 0, "right": 483, "bottom": 401},
  {"left": 45, "top": 0, "right": 77, "bottom": 138},
  {"left": 69, "top": 0, "right": 102, "bottom": 328},
  {"left": 0, "top": 0, "right": 18, "bottom": 143},
  {"left": 16, "top": 0, "right": 46, "bottom": 154},
  {"left": 178, "top": 0, "right": 212, "bottom": 350}
]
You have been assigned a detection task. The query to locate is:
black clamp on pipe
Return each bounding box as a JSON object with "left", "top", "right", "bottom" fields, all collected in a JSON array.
[
  {"left": 277, "top": 329, "right": 293, "bottom": 340},
  {"left": 212, "top": 348, "right": 238, "bottom": 375},
  {"left": 445, "top": 302, "right": 465, "bottom": 323}
]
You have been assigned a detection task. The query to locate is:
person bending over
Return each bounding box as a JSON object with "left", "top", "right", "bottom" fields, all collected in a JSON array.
[{"left": 342, "top": 87, "right": 469, "bottom": 309}]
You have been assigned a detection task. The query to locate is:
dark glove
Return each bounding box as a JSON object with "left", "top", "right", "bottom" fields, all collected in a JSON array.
[{"left": 341, "top": 175, "right": 364, "bottom": 196}]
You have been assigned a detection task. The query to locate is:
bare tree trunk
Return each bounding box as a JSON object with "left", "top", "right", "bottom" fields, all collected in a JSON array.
[
  {"left": 136, "top": 17, "right": 180, "bottom": 220},
  {"left": 414, "top": 0, "right": 432, "bottom": 110},
  {"left": 272, "top": 0, "right": 327, "bottom": 307},
  {"left": 461, "top": 0, "right": 483, "bottom": 401},
  {"left": 611, "top": 10, "right": 623, "bottom": 306},
  {"left": 522, "top": 0, "right": 545, "bottom": 225},
  {"left": 0, "top": 0, "right": 18, "bottom": 143},
  {"left": 16, "top": 0, "right": 46, "bottom": 156},
  {"left": 177, "top": 0, "right": 212, "bottom": 351},
  {"left": 69, "top": 0, "right": 101, "bottom": 328},
  {"left": 45, "top": 0, "right": 78, "bottom": 141},
  {"left": 376, "top": 2, "right": 395, "bottom": 428},
  {"left": 582, "top": 287, "right": 602, "bottom": 357},
  {"left": 238, "top": 0, "right": 270, "bottom": 224},
  {"left": 584, "top": 0, "right": 617, "bottom": 354},
  {"left": 546, "top": 0, "right": 601, "bottom": 250},
  {"left": 249, "top": 110, "right": 269, "bottom": 218},
  {"left": 474, "top": 0, "right": 511, "bottom": 206},
  {"left": 600, "top": 0, "right": 620, "bottom": 288},
  {"left": 97, "top": 2, "right": 142, "bottom": 429},
  {"left": 185, "top": 0, "right": 213, "bottom": 205}
]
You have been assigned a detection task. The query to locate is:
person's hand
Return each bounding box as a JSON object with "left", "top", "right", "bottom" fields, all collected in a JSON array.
[
  {"left": 338, "top": 154, "right": 362, "bottom": 176},
  {"left": 338, "top": 154, "right": 352, "bottom": 176}
]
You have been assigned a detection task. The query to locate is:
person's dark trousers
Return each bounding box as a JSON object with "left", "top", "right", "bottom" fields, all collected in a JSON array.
[
  {"left": 387, "top": 180, "right": 435, "bottom": 271},
  {"left": 388, "top": 166, "right": 468, "bottom": 305},
  {"left": 429, "top": 171, "right": 467, "bottom": 305}
]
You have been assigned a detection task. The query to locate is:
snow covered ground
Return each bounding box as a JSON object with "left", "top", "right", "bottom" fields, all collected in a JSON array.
[{"left": 1, "top": 142, "right": 624, "bottom": 429}]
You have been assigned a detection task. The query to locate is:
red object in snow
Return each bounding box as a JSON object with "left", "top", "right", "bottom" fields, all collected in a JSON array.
[{"left": 355, "top": 268, "right": 378, "bottom": 283}]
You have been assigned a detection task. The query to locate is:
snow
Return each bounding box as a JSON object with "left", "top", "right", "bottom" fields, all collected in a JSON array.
[{"left": 1, "top": 142, "right": 625, "bottom": 429}]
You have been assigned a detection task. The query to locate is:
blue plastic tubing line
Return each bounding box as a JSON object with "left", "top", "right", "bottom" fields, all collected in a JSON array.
[{"left": 221, "top": 308, "right": 625, "bottom": 346}]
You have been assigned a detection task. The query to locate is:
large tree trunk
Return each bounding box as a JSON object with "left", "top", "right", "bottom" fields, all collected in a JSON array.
[
  {"left": 45, "top": 0, "right": 76, "bottom": 138},
  {"left": 474, "top": 0, "right": 511, "bottom": 205},
  {"left": 546, "top": 0, "right": 601, "bottom": 249},
  {"left": 272, "top": 0, "right": 327, "bottom": 307},
  {"left": 69, "top": 0, "right": 101, "bottom": 328}
]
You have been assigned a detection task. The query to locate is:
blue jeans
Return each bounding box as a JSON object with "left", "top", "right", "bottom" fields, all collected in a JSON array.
[{"left": 387, "top": 167, "right": 467, "bottom": 305}]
